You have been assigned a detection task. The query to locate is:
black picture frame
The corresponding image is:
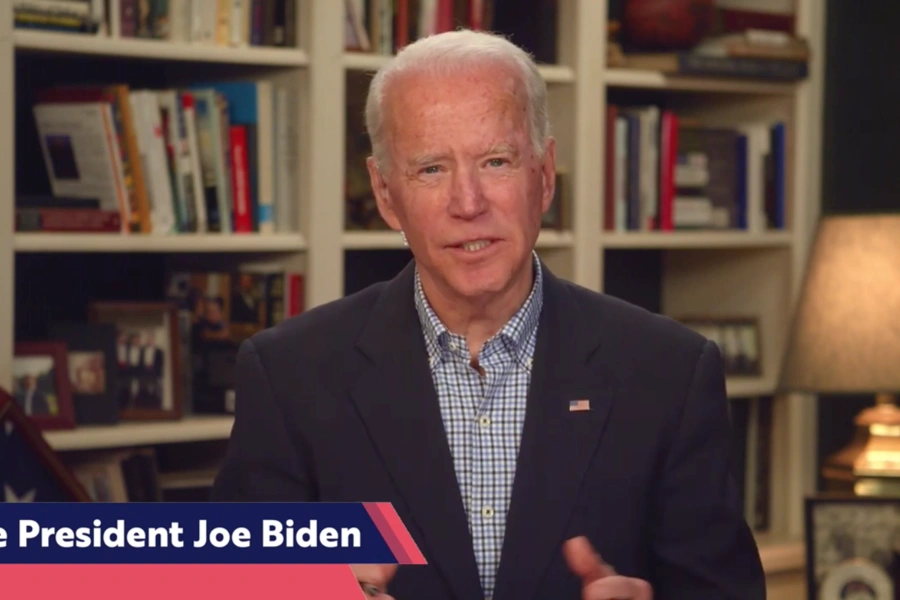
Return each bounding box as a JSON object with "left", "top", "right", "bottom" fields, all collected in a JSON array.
[
  {"left": 805, "top": 492, "right": 900, "bottom": 599},
  {"left": 47, "top": 321, "right": 120, "bottom": 425},
  {"left": 0, "top": 386, "right": 91, "bottom": 502}
]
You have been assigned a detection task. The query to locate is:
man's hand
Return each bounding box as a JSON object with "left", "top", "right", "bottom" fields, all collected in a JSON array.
[
  {"left": 563, "top": 536, "right": 653, "bottom": 600},
  {"left": 351, "top": 564, "right": 398, "bottom": 598}
]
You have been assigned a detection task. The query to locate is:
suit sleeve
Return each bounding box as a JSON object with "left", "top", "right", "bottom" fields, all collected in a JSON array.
[
  {"left": 650, "top": 340, "right": 766, "bottom": 599},
  {"left": 210, "top": 338, "right": 314, "bottom": 501}
]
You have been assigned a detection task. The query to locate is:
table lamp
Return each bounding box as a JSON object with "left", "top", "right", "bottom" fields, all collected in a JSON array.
[{"left": 779, "top": 213, "right": 900, "bottom": 496}]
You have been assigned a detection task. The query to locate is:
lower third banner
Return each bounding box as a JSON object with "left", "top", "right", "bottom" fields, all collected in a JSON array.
[{"left": 0, "top": 502, "right": 427, "bottom": 599}]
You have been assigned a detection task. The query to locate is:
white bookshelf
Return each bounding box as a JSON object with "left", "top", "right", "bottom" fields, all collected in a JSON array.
[
  {"left": 0, "top": 1, "right": 825, "bottom": 596},
  {"left": 13, "top": 29, "right": 310, "bottom": 66},
  {"left": 14, "top": 232, "right": 308, "bottom": 253},
  {"left": 43, "top": 415, "right": 234, "bottom": 451},
  {"left": 343, "top": 50, "right": 576, "bottom": 84},
  {"left": 604, "top": 67, "right": 798, "bottom": 95},
  {"left": 342, "top": 229, "right": 575, "bottom": 250},
  {"left": 600, "top": 230, "right": 795, "bottom": 250}
]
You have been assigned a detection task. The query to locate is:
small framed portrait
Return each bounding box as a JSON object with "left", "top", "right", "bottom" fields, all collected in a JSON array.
[
  {"left": 0, "top": 385, "right": 91, "bottom": 502},
  {"left": 12, "top": 342, "right": 76, "bottom": 430},
  {"left": 805, "top": 493, "right": 900, "bottom": 599},
  {"left": 47, "top": 321, "right": 120, "bottom": 426},
  {"left": 88, "top": 301, "right": 183, "bottom": 421},
  {"left": 677, "top": 316, "right": 762, "bottom": 376}
]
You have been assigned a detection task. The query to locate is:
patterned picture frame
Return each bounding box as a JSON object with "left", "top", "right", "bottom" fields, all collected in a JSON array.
[{"left": 805, "top": 493, "right": 900, "bottom": 600}]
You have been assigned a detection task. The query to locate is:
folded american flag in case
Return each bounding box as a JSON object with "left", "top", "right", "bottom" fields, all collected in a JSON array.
[{"left": 0, "top": 389, "right": 90, "bottom": 503}]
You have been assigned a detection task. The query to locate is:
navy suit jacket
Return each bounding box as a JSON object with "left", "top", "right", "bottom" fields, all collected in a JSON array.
[{"left": 211, "top": 260, "right": 766, "bottom": 600}]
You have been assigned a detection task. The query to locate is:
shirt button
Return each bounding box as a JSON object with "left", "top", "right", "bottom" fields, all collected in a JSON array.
[
  {"left": 479, "top": 416, "right": 491, "bottom": 428},
  {"left": 481, "top": 506, "right": 494, "bottom": 518}
]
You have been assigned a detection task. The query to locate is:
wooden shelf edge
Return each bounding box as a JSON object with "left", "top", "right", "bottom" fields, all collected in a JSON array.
[
  {"left": 758, "top": 539, "right": 805, "bottom": 575},
  {"left": 14, "top": 30, "right": 309, "bottom": 66},
  {"left": 603, "top": 68, "right": 797, "bottom": 95},
  {"left": 14, "top": 232, "right": 307, "bottom": 253},
  {"left": 43, "top": 415, "right": 235, "bottom": 451},
  {"left": 343, "top": 51, "right": 574, "bottom": 83},
  {"left": 601, "top": 230, "right": 794, "bottom": 250},
  {"left": 342, "top": 230, "right": 575, "bottom": 250},
  {"left": 727, "top": 377, "right": 777, "bottom": 398}
]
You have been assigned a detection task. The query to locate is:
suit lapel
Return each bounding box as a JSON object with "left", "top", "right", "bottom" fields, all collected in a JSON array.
[
  {"left": 349, "top": 262, "right": 483, "bottom": 600},
  {"left": 492, "top": 268, "right": 616, "bottom": 600}
]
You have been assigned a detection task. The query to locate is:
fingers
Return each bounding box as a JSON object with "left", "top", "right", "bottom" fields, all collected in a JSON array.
[
  {"left": 583, "top": 575, "right": 653, "bottom": 600},
  {"left": 563, "top": 536, "right": 616, "bottom": 584},
  {"left": 351, "top": 564, "right": 398, "bottom": 597}
]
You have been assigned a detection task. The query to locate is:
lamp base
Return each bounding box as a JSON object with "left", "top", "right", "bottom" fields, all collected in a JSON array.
[{"left": 822, "top": 393, "right": 900, "bottom": 497}]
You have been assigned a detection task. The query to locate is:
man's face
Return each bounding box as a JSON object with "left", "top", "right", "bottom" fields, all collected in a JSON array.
[{"left": 368, "top": 62, "right": 556, "bottom": 302}]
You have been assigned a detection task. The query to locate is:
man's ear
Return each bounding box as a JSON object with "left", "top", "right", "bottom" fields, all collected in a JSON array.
[
  {"left": 540, "top": 137, "right": 557, "bottom": 215},
  {"left": 366, "top": 156, "right": 402, "bottom": 231}
]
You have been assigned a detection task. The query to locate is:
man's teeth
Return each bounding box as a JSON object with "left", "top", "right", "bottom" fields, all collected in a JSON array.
[{"left": 461, "top": 240, "right": 491, "bottom": 252}]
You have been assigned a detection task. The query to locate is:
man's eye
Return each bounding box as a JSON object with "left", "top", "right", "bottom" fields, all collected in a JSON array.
[
  {"left": 420, "top": 165, "right": 440, "bottom": 175},
  {"left": 487, "top": 158, "right": 507, "bottom": 167}
]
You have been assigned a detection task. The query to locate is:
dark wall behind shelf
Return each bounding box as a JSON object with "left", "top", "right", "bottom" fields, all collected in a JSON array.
[
  {"left": 820, "top": 0, "right": 900, "bottom": 215},
  {"left": 815, "top": 0, "right": 900, "bottom": 490}
]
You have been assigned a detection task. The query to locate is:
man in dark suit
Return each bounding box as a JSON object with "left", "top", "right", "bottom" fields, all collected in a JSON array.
[{"left": 211, "top": 28, "right": 765, "bottom": 600}]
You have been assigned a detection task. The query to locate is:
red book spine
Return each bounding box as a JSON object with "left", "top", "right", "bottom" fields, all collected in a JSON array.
[
  {"left": 229, "top": 125, "right": 253, "bottom": 233},
  {"left": 288, "top": 274, "right": 304, "bottom": 317},
  {"left": 16, "top": 208, "right": 122, "bottom": 232},
  {"left": 658, "top": 111, "right": 678, "bottom": 231}
]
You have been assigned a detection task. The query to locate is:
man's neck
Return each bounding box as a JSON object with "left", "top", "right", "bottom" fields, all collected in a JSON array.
[{"left": 419, "top": 259, "right": 535, "bottom": 360}]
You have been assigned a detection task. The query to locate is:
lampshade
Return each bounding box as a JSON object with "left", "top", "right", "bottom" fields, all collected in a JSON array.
[{"left": 779, "top": 213, "right": 900, "bottom": 394}]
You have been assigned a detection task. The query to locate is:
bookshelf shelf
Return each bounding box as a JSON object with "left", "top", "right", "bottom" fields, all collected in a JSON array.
[
  {"left": 727, "top": 376, "right": 778, "bottom": 399},
  {"left": 603, "top": 68, "right": 797, "bottom": 95},
  {"left": 601, "top": 230, "right": 794, "bottom": 250},
  {"left": 343, "top": 51, "right": 575, "bottom": 83},
  {"left": 341, "top": 229, "right": 575, "bottom": 250},
  {"left": 13, "top": 30, "right": 310, "bottom": 66},
  {"left": 43, "top": 415, "right": 235, "bottom": 451},
  {"left": 756, "top": 536, "right": 805, "bottom": 575},
  {"left": 13, "top": 232, "right": 307, "bottom": 253},
  {"left": 159, "top": 467, "right": 220, "bottom": 490}
]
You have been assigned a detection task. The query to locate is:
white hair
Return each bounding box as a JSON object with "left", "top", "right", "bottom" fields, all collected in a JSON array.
[{"left": 364, "top": 29, "right": 550, "bottom": 174}]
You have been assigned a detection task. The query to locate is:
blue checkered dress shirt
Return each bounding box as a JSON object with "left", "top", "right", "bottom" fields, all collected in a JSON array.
[{"left": 413, "top": 252, "right": 543, "bottom": 598}]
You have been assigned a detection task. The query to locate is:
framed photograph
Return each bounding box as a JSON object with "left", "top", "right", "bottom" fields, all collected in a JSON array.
[
  {"left": 0, "top": 386, "right": 91, "bottom": 502},
  {"left": 12, "top": 341, "right": 76, "bottom": 430},
  {"left": 88, "top": 301, "right": 183, "bottom": 421},
  {"left": 68, "top": 450, "right": 131, "bottom": 502},
  {"left": 805, "top": 493, "right": 900, "bottom": 599},
  {"left": 676, "top": 316, "right": 762, "bottom": 376},
  {"left": 47, "top": 321, "right": 120, "bottom": 425}
]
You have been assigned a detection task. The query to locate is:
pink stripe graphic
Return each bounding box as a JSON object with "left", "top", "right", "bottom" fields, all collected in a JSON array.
[
  {"left": 363, "top": 502, "right": 427, "bottom": 565},
  {"left": 2, "top": 564, "right": 365, "bottom": 600},
  {"left": 363, "top": 502, "right": 410, "bottom": 563}
]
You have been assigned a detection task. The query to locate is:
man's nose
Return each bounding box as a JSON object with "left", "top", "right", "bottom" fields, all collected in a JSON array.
[{"left": 448, "top": 167, "right": 488, "bottom": 219}]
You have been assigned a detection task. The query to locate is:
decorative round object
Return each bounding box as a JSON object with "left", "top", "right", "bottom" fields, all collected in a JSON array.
[
  {"left": 622, "top": 0, "right": 717, "bottom": 51},
  {"left": 819, "top": 558, "right": 893, "bottom": 600}
]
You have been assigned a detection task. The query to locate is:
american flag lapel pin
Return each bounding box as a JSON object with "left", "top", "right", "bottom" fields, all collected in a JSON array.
[{"left": 569, "top": 399, "right": 591, "bottom": 412}]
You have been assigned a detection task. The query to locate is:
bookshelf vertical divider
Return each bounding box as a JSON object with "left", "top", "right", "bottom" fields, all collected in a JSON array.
[
  {"left": 0, "top": 3, "right": 13, "bottom": 391},
  {"left": 571, "top": 0, "right": 605, "bottom": 291},
  {"left": 303, "top": 0, "right": 347, "bottom": 308}
]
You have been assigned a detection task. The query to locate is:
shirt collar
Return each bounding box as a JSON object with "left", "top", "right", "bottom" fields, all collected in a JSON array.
[{"left": 414, "top": 251, "right": 543, "bottom": 367}]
